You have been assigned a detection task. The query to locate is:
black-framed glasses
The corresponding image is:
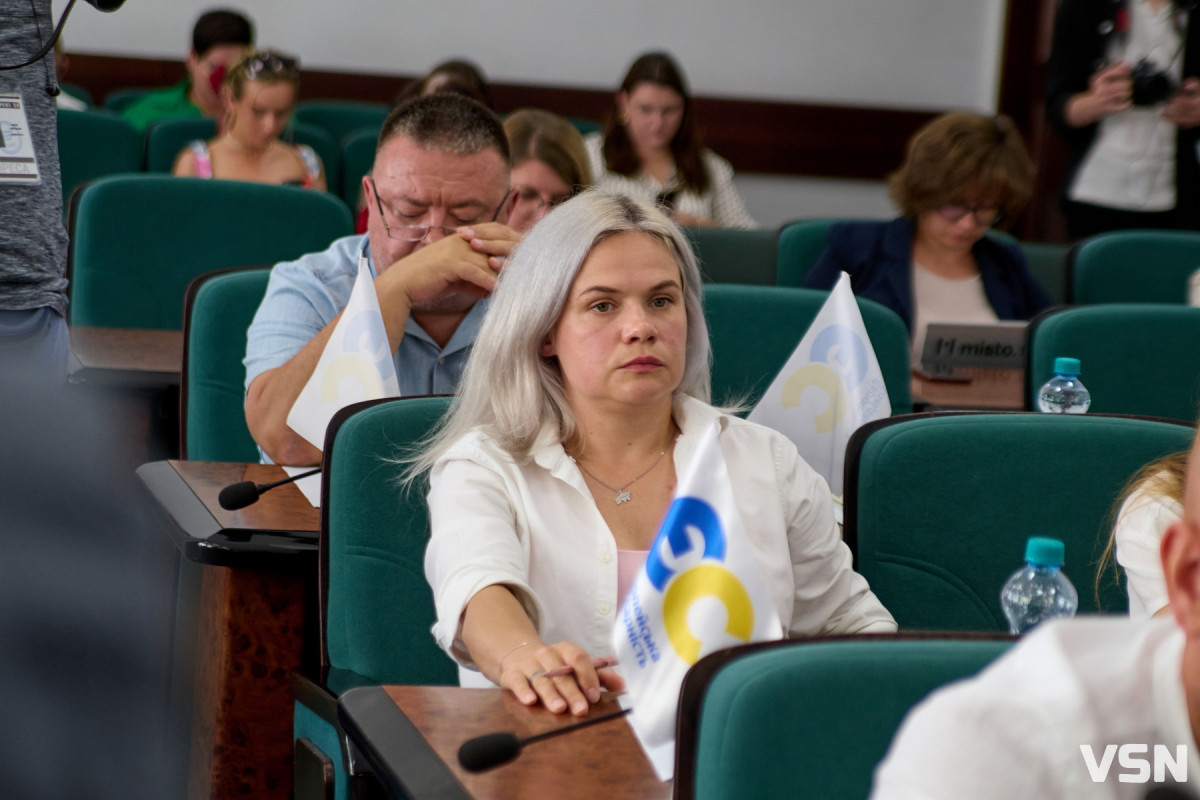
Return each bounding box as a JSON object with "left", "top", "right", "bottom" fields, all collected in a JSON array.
[
  {"left": 241, "top": 51, "right": 300, "bottom": 82},
  {"left": 937, "top": 204, "right": 1003, "bottom": 227},
  {"left": 369, "top": 176, "right": 509, "bottom": 242},
  {"left": 511, "top": 184, "right": 579, "bottom": 215}
]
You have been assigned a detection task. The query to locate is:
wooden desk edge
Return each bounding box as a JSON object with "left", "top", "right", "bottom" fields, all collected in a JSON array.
[{"left": 136, "top": 460, "right": 222, "bottom": 541}]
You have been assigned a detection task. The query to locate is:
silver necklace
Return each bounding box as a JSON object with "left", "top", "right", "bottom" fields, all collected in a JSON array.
[{"left": 573, "top": 447, "right": 669, "bottom": 505}]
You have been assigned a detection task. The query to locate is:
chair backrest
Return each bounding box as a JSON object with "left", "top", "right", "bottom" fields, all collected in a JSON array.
[
  {"left": 1017, "top": 241, "right": 1069, "bottom": 305},
  {"left": 320, "top": 396, "right": 458, "bottom": 685},
  {"left": 1069, "top": 230, "right": 1200, "bottom": 304},
  {"left": 58, "top": 82, "right": 94, "bottom": 106},
  {"left": 144, "top": 117, "right": 341, "bottom": 188},
  {"left": 103, "top": 87, "right": 152, "bottom": 112},
  {"left": 844, "top": 412, "right": 1195, "bottom": 630},
  {"left": 69, "top": 174, "right": 352, "bottom": 329},
  {"left": 676, "top": 635, "right": 1011, "bottom": 800},
  {"left": 339, "top": 127, "right": 378, "bottom": 211},
  {"left": 1027, "top": 304, "right": 1200, "bottom": 423},
  {"left": 685, "top": 226, "right": 779, "bottom": 285},
  {"left": 180, "top": 267, "right": 271, "bottom": 461},
  {"left": 295, "top": 100, "right": 389, "bottom": 146},
  {"left": 703, "top": 284, "right": 912, "bottom": 413},
  {"left": 775, "top": 219, "right": 845, "bottom": 287},
  {"left": 56, "top": 108, "right": 144, "bottom": 222}
]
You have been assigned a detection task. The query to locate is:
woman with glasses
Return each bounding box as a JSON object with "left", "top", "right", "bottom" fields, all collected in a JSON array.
[
  {"left": 503, "top": 109, "right": 592, "bottom": 233},
  {"left": 172, "top": 49, "right": 326, "bottom": 191},
  {"left": 804, "top": 112, "right": 1051, "bottom": 361},
  {"left": 584, "top": 52, "right": 755, "bottom": 229}
]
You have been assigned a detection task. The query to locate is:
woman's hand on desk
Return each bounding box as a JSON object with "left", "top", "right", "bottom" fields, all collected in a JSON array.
[{"left": 501, "top": 640, "right": 625, "bottom": 716}]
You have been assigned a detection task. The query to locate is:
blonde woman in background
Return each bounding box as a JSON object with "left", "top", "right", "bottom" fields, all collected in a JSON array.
[{"left": 503, "top": 109, "right": 592, "bottom": 233}]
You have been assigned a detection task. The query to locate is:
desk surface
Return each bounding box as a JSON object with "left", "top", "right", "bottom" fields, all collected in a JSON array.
[
  {"left": 910, "top": 367, "right": 1025, "bottom": 410},
  {"left": 339, "top": 686, "right": 671, "bottom": 800},
  {"left": 69, "top": 325, "right": 183, "bottom": 387},
  {"left": 137, "top": 459, "right": 318, "bottom": 569}
]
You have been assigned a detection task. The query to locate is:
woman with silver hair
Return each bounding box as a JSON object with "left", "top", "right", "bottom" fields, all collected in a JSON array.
[{"left": 417, "top": 191, "right": 894, "bottom": 716}]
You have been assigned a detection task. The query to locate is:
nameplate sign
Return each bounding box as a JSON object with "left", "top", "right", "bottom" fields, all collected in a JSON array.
[{"left": 920, "top": 321, "right": 1028, "bottom": 370}]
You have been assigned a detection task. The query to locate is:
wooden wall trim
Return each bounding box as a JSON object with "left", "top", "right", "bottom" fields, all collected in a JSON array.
[{"left": 67, "top": 53, "right": 936, "bottom": 182}]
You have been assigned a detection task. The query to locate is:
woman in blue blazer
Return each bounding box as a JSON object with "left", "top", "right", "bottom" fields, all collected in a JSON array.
[{"left": 804, "top": 113, "right": 1052, "bottom": 356}]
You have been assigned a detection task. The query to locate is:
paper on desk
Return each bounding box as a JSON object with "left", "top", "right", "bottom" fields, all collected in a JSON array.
[
  {"left": 287, "top": 253, "right": 400, "bottom": 450},
  {"left": 283, "top": 466, "right": 322, "bottom": 508}
]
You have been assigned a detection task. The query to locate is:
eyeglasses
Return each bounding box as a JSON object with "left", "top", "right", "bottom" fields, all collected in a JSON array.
[
  {"left": 512, "top": 184, "right": 578, "bottom": 214},
  {"left": 937, "top": 204, "right": 1003, "bottom": 226},
  {"left": 241, "top": 52, "right": 300, "bottom": 82},
  {"left": 369, "top": 176, "right": 508, "bottom": 242}
]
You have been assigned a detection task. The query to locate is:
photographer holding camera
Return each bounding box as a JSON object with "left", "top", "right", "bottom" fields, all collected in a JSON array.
[{"left": 1047, "top": 0, "right": 1200, "bottom": 239}]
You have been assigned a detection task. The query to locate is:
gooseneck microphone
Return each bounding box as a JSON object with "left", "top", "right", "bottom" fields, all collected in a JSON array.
[
  {"left": 457, "top": 707, "right": 631, "bottom": 772},
  {"left": 218, "top": 468, "right": 321, "bottom": 510}
]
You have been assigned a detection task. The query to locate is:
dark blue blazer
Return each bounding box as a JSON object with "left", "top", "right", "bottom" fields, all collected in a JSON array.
[{"left": 802, "top": 218, "right": 1053, "bottom": 333}]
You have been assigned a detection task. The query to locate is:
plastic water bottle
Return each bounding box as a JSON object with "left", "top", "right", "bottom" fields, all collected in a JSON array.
[
  {"left": 1037, "top": 357, "right": 1091, "bottom": 414},
  {"left": 1000, "top": 537, "right": 1079, "bottom": 634}
]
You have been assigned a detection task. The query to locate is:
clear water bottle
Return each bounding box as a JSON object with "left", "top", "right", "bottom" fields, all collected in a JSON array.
[
  {"left": 1037, "top": 357, "right": 1091, "bottom": 414},
  {"left": 1000, "top": 537, "right": 1079, "bottom": 634}
]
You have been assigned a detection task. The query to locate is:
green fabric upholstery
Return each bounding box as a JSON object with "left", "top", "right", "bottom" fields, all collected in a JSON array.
[
  {"left": 845, "top": 413, "right": 1194, "bottom": 630},
  {"left": 685, "top": 226, "right": 779, "bottom": 285},
  {"left": 295, "top": 101, "right": 389, "bottom": 146},
  {"left": 103, "top": 87, "right": 152, "bottom": 112},
  {"left": 322, "top": 396, "right": 458, "bottom": 684},
  {"left": 1028, "top": 304, "right": 1200, "bottom": 423},
  {"left": 1069, "top": 230, "right": 1200, "bottom": 304},
  {"left": 1017, "top": 241, "right": 1069, "bottom": 305},
  {"left": 58, "top": 82, "right": 94, "bottom": 106},
  {"left": 775, "top": 219, "right": 846, "bottom": 287},
  {"left": 56, "top": 108, "right": 144, "bottom": 222},
  {"left": 181, "top": 267, "right": 271, "bottom": 461},
  {"left": 144, "top": 117, "right": 341, "bottom": 188},
  {"left": 339, "top": 127, "right": 377, "bottom": 211},
  {"left": 703, "top": 284, "right": 912, "bottom": 413},
  {"left": 69, "top": 174, "right": 352, "bottom": 329},
  {"left": 566, "top": 116, "right": 603, "bottom": 136},
  {"left": 293, "top": 702, "right": 348, "bottom": 800},
  {"left": 684, "top": 637, "right": 1010, "bottom": 800}
]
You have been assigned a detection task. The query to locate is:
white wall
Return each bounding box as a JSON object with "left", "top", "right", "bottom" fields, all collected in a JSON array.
[{"left": 60, "top": 0, "right": 1005, "bottom": 223}]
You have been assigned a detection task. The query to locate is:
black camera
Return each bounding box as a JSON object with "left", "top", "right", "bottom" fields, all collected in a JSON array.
[{"left": 1130, "top": 58, "right": 1177, "bottom": 106}]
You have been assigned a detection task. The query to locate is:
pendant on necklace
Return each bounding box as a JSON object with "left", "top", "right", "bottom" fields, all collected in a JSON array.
[{"left": 615, "top": 490, "right": 632, "bottom": 505}]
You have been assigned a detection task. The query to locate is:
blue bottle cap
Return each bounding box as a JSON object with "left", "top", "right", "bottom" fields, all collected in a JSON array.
[
  {"left": 1053, "top": 357, "right": 1081, "bottom": 376},
  {"left": 1025, "top": 537, "right": 1065, "bottom": 567}
]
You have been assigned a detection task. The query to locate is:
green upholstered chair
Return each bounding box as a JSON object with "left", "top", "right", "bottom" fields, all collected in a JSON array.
[
  {"left": 675, "top": 635, "right": 1011, "bottom": 800},
  {"left": 1017, "top": 241, "right": 1069, "bottom": 305},
  {"left": 703, "top": 284, "right": 912, "bottom": 414},
  {"left": 180, "top": 267, "right": 271, "bottom": 461},
  {"left": 566, "top": 116, "right": 603, "bottom": 136},
  {"left": 292, "top": 396, "right": 456, "bottom": 800},
  {"left": 775, "top": 219, "right": 847, "bottom": 287},
  {"left": 295, "top": 100, "right": 389, "bottom": 146},
  {"left": 843, "top": 412, "right": 1195, "bottom": 630},
  {"left": 102, "top": 87, "right": 152, "bottom": 112},
  {"left": 339, "top": 127, "right": 377, "bottom": 212},
  {"left": 68, "top": 174, "right": 352, "bottom": 330},
  {"left": 1027, "top": 304, "right": 1200, "bottom": 423},
  {"left": 143, "top": 117, "right": 341, "bottom": 189},
  {"left": 1068, "top": 230, "right": 1200, "bottom": 304},
  {"left": 685, "top": 226, "right": 779, "bottom": 285},
  {"left": 56, "top": 108, "right": 144, "bottom": 222}
]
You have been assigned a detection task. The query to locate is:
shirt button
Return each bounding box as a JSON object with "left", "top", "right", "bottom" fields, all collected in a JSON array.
[
  {"left": 597, "top": 603, "right": 611, "bottom": 615},
  {"left": 437, "top": 357, "right": 445, "bottom": 365},
  {"left": 599, "top": 552, "right": 612, "bottom": 564}
]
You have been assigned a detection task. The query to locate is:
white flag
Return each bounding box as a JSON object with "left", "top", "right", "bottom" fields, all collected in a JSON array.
[
  {"left": 612, "top": 422, "right": 783, "bottom": 780},
  {"left": 287, "top": 253, "right": 400, "bottom": 450},
  {"left": 747, "top": 272, "right": 890, "bottom": 506}
]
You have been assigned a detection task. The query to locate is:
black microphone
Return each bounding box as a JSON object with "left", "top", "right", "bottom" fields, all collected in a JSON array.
[
  {"left": 218, "top": 467, "right": 320, "bottom": 510},
  {"left": 458, "top": 707, "right": 631, "bottom": 772}
]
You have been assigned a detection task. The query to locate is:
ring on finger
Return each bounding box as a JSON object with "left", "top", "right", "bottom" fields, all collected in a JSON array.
[{"left": 529, "top": 670, "right": 544, "bottom": 681}]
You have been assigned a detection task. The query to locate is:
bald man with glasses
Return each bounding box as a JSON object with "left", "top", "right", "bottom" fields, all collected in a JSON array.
[{"left": 244, "top": 93, "right": 519, "bottom": 465}]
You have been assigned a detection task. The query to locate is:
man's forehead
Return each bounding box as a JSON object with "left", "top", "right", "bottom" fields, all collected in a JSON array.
[{"left": 375, "top": 136, "right": 507, "bottom": 198}]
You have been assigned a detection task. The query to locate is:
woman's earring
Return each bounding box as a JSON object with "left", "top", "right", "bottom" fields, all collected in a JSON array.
[{"left": 618, "top": 110, "right": 630, "bottom": 126}]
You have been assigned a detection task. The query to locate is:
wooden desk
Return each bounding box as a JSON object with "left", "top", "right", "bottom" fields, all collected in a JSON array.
[
  {"left": 339, "top": 686, "right": 671, "bottom": 800},
  {"left": 138, "top": 459, "right": 319, "bottom": 800},
  {"left": 911, "top": 367, "right": 1026, "bottom": 411}
]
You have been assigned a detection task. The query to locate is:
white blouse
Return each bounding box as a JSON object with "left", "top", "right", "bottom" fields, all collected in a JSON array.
[
  {"left": 424, "top": 395, "right": 896, "bottom": 687},
  {"left": 583, "top": 132, "right": 757, "bottom": 229}
]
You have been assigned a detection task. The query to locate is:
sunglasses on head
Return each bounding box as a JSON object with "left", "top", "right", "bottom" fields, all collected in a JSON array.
[{"left": 241, "top": 52, "right": 300, "bottom": 82}]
